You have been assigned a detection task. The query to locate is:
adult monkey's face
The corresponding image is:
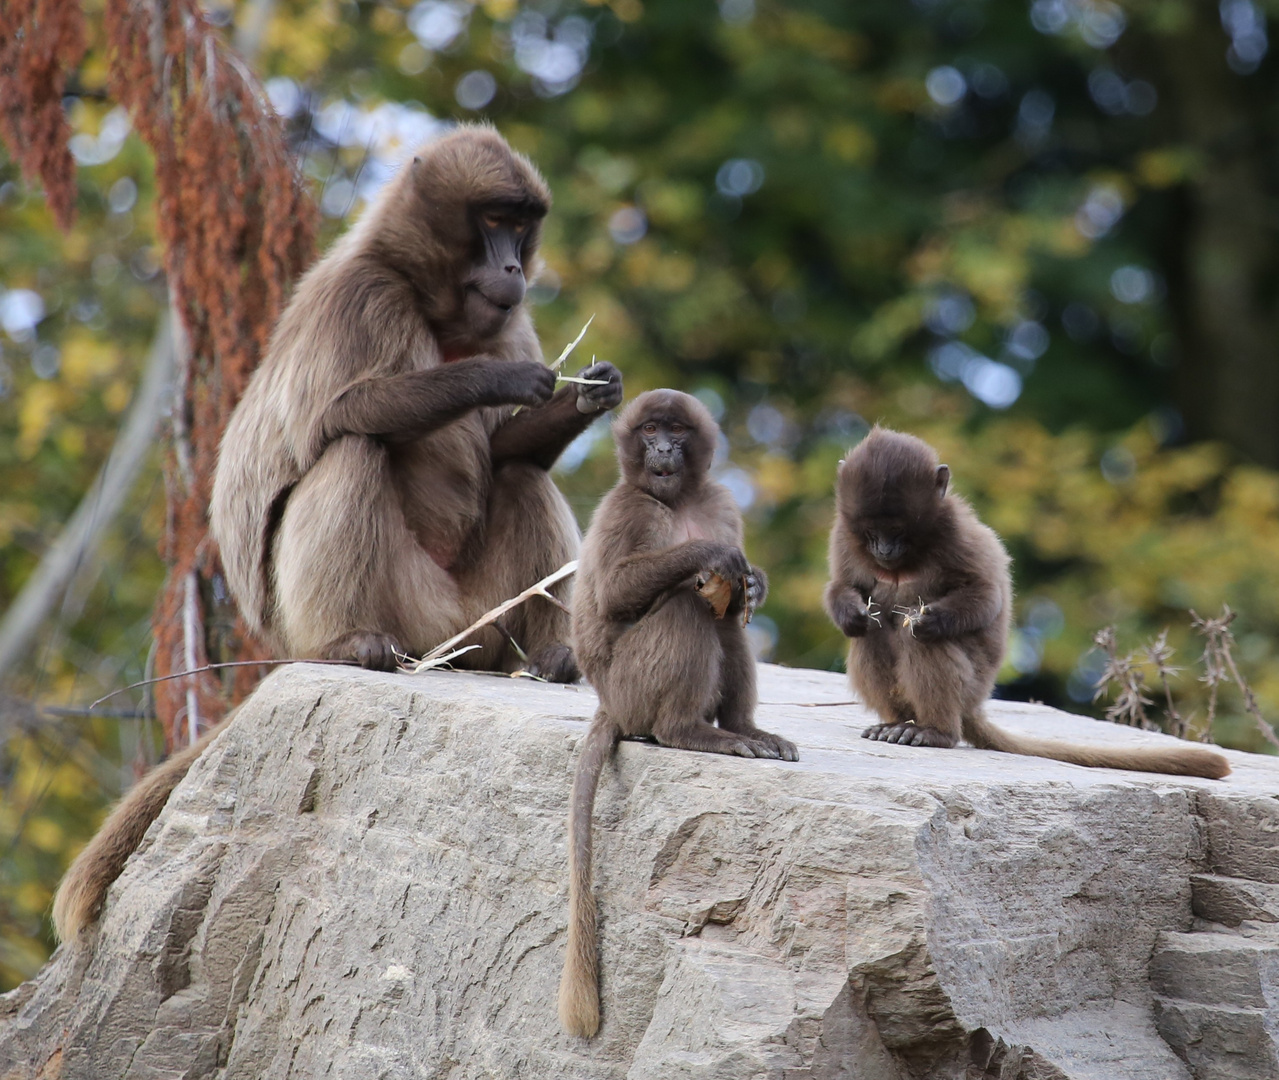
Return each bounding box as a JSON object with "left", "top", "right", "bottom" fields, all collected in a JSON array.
[{"left": 463, "top": 204, "right": 540, "bottom": 339}]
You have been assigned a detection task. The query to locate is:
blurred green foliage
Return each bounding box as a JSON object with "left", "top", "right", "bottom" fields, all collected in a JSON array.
[{"left": 3, "top": 0, "right": 1279, "bottom": 987}]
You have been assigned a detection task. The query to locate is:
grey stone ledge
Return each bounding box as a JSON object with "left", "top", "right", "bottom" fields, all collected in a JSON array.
[{"left": 3, "top": 662, "right": 1278, "bottom": 1080}]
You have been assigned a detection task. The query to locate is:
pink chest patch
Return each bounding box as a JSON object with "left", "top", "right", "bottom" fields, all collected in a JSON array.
[{"left": 670, "top": 514, "right": 713, "bottom": 544}]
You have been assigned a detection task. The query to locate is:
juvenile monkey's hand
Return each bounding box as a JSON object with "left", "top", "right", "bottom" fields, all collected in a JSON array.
[
  {"left": 573, "top": 361, "right": 623, "bottom": 414},
  {"left": 478, "top": 359, "right": 556, "bottom": 407},
  {"left": 826, "top": 586, "right": 875, "bottom": 637},
  {"left": 744, "top": 566, "right": 768, "bottom": 613},
  {"left": 900, "top": 604, "right": 952, "bottom": 642},
  {"left": 701, "top": 543, "right": 751, "bottom": 584}
]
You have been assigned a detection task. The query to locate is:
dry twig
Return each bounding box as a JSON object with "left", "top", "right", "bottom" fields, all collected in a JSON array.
[
  {"left": 408, "top": 561, "right": 578, "bottom": 673},
  {"left": 1191, "top": 606, "right": 1279, "bottom": 750},
  {"left": 1144, "top": 629, "right": 1187, "bottom": 739},
  {"left": 893, "top": 599, "right": 927, "bottom": 638},
  {"left": 512, "top": 315, "right": 596, "bottom": 416},
  {"left": 1092, "top": 625, "right": 1155, "bottom": 730},
  {"left": 89, "top": 657, "right": 355, "bottom": 710}
]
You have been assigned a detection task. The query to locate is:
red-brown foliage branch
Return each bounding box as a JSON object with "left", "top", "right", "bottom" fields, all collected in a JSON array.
[
  {"left": 0, "top": 0, "right": 85, "bottom": 228},
  {"left": 0, "top": 0, "right": 317, "bottom": 749}
]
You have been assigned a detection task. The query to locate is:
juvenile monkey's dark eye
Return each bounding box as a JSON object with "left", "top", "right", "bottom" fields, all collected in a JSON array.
[
  {"left": 642, "top": 422, "right": 658, "bottom": 435},
  {"left": 670, "top": 424, "right": 685, "bottom": 435}
]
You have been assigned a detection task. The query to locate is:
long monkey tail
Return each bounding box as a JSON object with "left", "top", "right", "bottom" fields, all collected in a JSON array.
[
  {"left": 962, "top": 710, "right": 1230, "bottom": 780},
  {"left": 52, "top": 712, "right": 237, "bottom": 943},
  {"left": 558, "top": 709, "right": 621, "bottom": 1039}
]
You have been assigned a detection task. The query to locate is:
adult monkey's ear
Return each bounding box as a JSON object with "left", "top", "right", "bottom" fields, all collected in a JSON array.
[{"left": 935, "top": 464, "right": 950, "bottom": 498}]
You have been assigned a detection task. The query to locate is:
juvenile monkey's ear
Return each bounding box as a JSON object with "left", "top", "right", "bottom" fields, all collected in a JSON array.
[{"left": 935, "top": 464, "right": 950, "bottom": 498}]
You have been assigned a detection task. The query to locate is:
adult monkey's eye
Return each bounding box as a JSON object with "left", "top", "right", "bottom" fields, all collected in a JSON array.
[
  {"left": 483, "top": 213, "right": 501, "bottom": 229},
  {"left": 512, "top": 221, "right": 528, "bottom": 235}
]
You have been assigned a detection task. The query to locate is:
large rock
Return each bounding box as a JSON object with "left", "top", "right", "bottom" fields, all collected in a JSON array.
[{"left": 2, "top": 663, "right": 1277, "bottom": 1080}]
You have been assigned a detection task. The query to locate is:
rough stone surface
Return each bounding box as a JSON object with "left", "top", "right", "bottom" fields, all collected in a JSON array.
[{"left": 2, "top": 662, "right": 1278, "bottom": 1080}]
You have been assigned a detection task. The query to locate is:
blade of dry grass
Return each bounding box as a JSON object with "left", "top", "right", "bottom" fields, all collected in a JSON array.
[
  {"left": 408, "top": 561, "right": 578, "bottom": 673},
  {"left": 548, "top": 315, "right": 595, "bottom": 373},
  {"left": 512, "top": 316, "right": 596, "bottom": 415}
]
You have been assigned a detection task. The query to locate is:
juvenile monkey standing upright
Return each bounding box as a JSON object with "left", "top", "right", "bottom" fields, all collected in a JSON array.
[
  {"left": 825, "top": 426, "right": 1229, "bottom": 779},
  {"left": 211, "top": 125, "right": 622, "bottom": 676},
  {"left": 559, "top": 389, "right": 798, "bottom": 1039}
]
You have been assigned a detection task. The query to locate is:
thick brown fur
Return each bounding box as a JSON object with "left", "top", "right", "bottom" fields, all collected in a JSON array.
[
  {"left": 211, "top": 125, "right": 621, "bottom": 677},
  {"left": 559, "top": 390, "right": 798, "bottom": 1039},
  {"left": 825, "top": 426, "right": 1229, "bottom": 780},
  {"left": 51, "top": 714, "right": 236, "bottom": 943}
]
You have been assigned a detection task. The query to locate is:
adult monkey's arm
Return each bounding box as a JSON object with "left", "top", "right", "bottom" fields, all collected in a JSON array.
[
  {"left": 319, "top": 357, "right": 555, "bottom": 445},
  {"left": 490, "top": 361, "right": 623, "bottom": 468}
]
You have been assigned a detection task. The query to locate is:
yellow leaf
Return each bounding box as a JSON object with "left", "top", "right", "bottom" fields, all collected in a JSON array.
[
  {"left": 824, "top": 122, "right": 876, "bottom": 166},
  {"left": 61, "top": 332, "right": 120, "bottom": 389},
  {"left": 755, "top": 454, "right": 799, "bottom": 503},
  {"left": 104, "top": 378, "right": 132, "bottom": 415},
  {"left": 25, "top": 817, "right": 63, "bottom": 854},
  {"left": 17, "top": 382, "right": 60, "bottom": 459}
]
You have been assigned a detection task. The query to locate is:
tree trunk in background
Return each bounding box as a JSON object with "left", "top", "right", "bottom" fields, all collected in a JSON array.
[
  {"left": 0, "top": 0, "right": 316, "bottom": 749},
  {"left": 1152, "top": 5, "right": 1279, "bottom": 467},
  {"left": 0, "top": 316, "right": 173, "bottom": 684}
]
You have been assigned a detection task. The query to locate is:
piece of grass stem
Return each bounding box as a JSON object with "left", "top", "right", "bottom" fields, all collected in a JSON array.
[{"left": 408, "top": 561, "right": 578, "bottom": 673}]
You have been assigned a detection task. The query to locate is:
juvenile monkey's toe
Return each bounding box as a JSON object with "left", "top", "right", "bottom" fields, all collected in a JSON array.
[{"left": 863, "top": 722, "right": 955, "bottom": 748}]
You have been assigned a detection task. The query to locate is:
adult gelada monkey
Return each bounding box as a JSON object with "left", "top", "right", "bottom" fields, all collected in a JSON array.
[
  {"left": 825, "top": 426, "right": 1229, "bottom": 779},
  {"left": 558, "top": 389, "right": 798, "bottom": 1039},
  {"left": 210, "top": 125, "right": 622, "bottom": 676},
  {"left": 53, "top": 129, "right": 620, "bottom": 944}
]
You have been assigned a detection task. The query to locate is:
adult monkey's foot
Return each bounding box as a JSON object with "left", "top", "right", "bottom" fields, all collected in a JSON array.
[
  {"left": 321, "top": 631, "right": 402, "bottom": 672},
  {"left": 525, "top": 642, "right": 581, "bottom": 683}
]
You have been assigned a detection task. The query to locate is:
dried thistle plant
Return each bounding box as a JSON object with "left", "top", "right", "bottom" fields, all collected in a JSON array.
[
  {"left": 1191, "top": 606, "right": 1279, "bottom": 750},
  {"left": 1092, "top": 625, "right": 1155, "bottom": 730},
  {"left": 1094, "top": 609, "right": 1277, "bottom": 749},
  {"left": 1144, "top": 629, "right": 1187, "bottom": 739}
]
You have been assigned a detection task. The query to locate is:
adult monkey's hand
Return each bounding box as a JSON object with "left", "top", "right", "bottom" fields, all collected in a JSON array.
[{"left": 573, "top": 360, "right": 623, "bottom": 414}]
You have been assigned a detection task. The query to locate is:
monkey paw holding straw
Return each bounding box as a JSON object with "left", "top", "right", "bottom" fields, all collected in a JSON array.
[{"left": 695, "top": 570, "right": 759, "bottom": 627}]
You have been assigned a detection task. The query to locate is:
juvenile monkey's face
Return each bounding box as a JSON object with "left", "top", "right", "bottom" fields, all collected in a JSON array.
[
  {"left": 838, "top": 428, "right": 952, "bottom": 576},
  {"left": 636, "top": 414, "right": 691, "bottom": 502},
  {"left": 461, "top": 206, "right": 539, "bottom": 340},
  {"left": 858, "top": 515, "right": 914, "bottom": 571},
  {"left": 839, "top": 467, "right": 949, "bottom": 574}
]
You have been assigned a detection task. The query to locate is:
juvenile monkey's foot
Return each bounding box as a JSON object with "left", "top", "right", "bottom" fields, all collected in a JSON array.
[
  {"left": 862, "top": 722, "right": 956, "bottom": 748},
  {"left": 322, "top": 631, "right": 401, "bottom": 672},
  {"left": 525, "top": 642, "right": 581, "bottom": 683}
]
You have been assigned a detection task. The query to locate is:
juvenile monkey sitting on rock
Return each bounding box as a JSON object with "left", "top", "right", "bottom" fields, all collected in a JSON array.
[
  {"left": 825, "top": 426, "right": 1229, "bottom": 780},
  {"left": 559, "top": 389, "right": 798, "bottom": 1039}
]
